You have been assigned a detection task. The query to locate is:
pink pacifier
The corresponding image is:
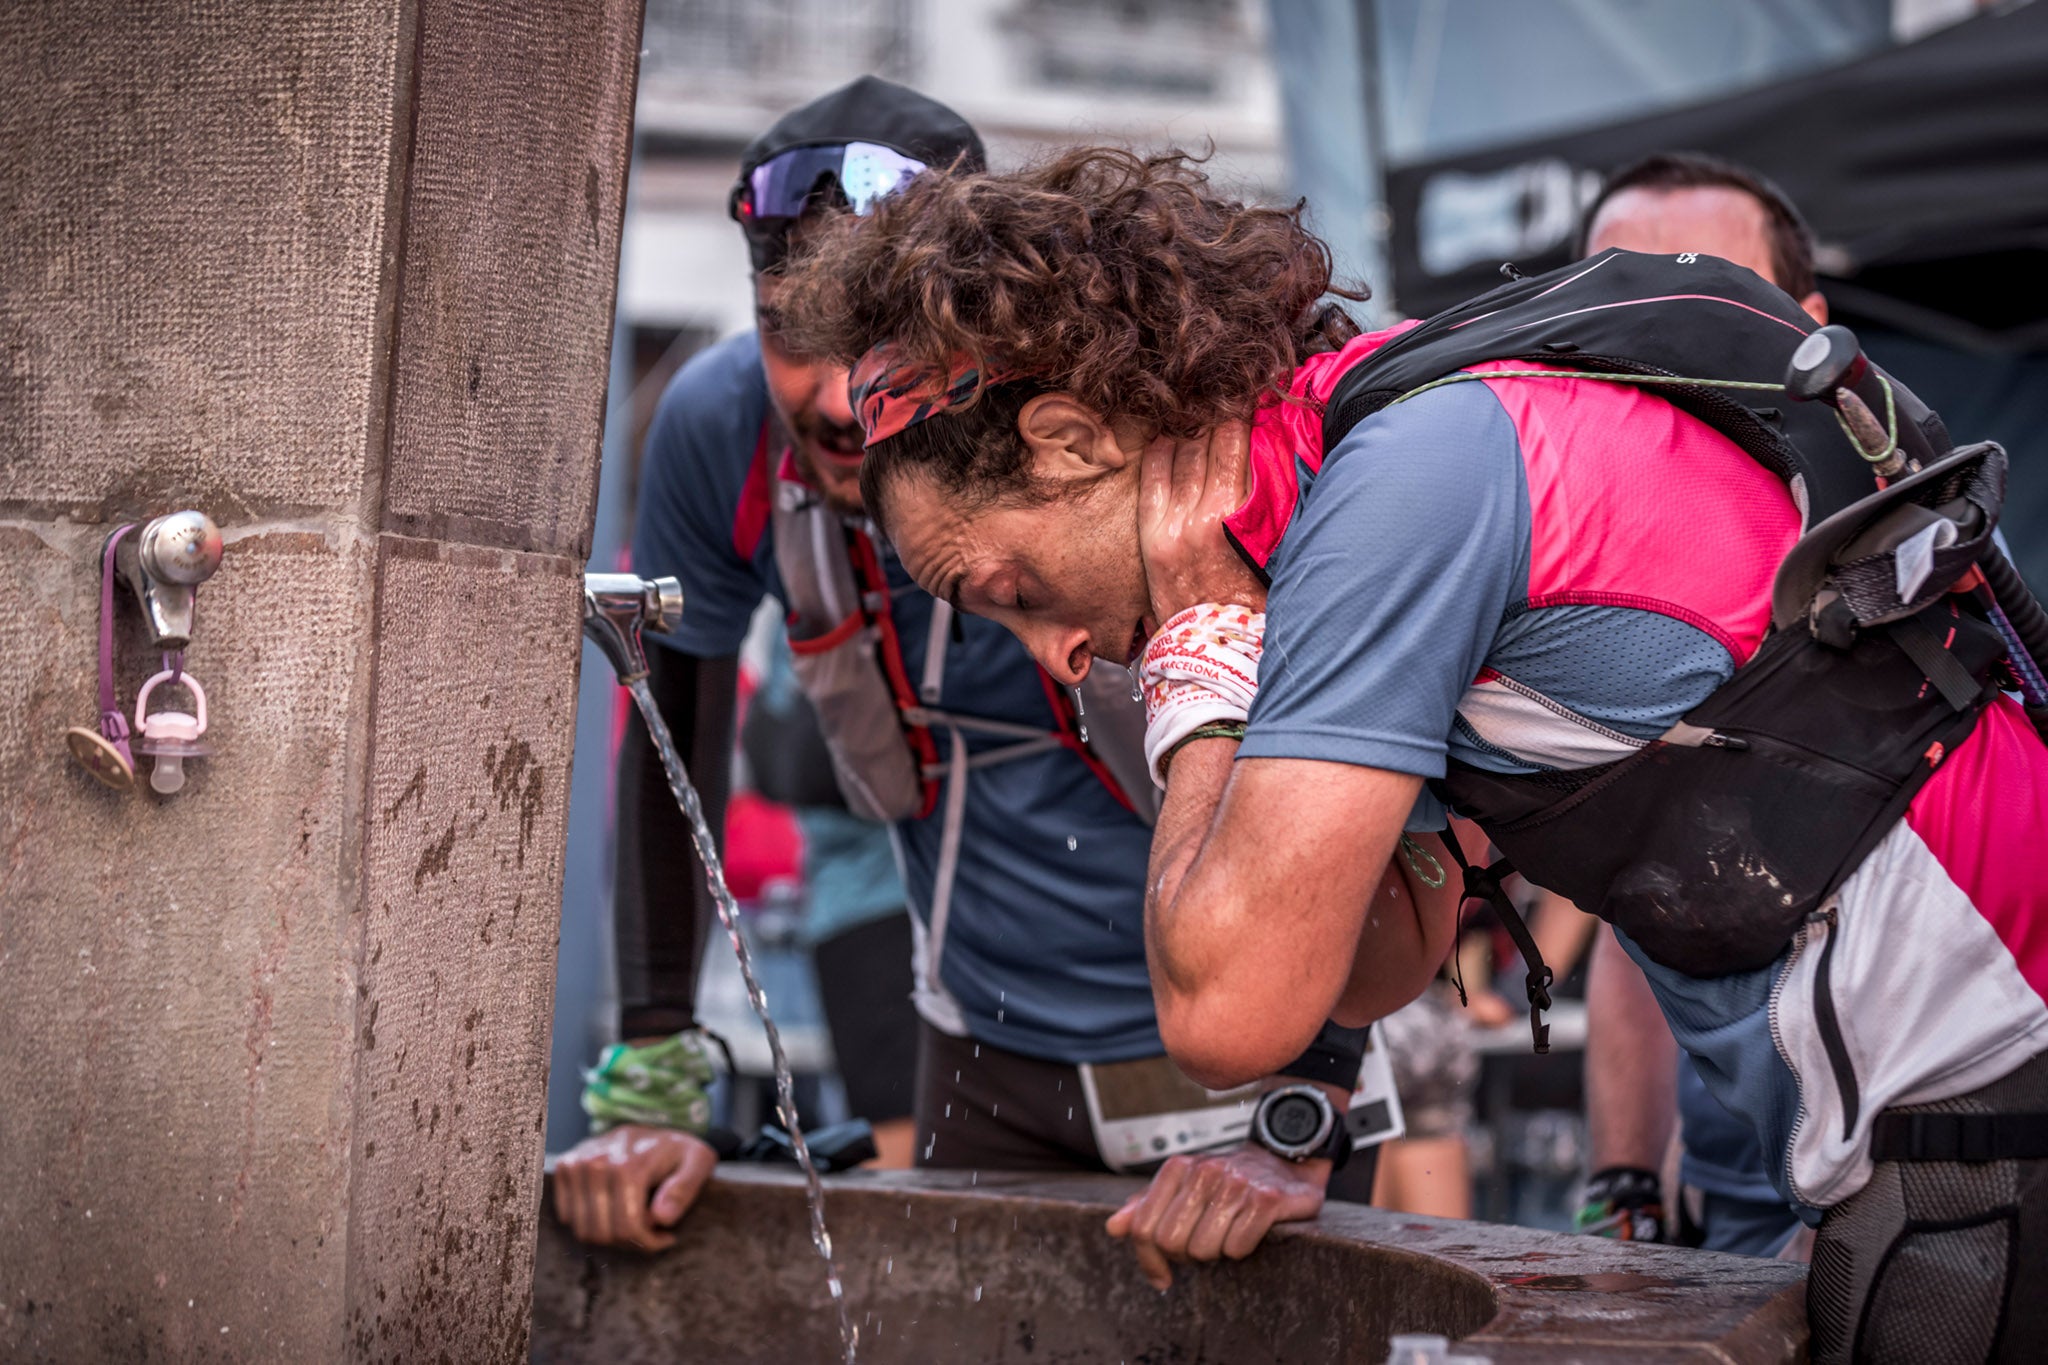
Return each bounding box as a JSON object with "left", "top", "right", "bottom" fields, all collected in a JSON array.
[{"left": 134, "top": 670, "right": 212, "bottom": 794}]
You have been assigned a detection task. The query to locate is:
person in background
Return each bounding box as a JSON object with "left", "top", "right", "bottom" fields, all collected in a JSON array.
[
  {"left": 551, "top": 81, "right": 1387, "bottom": 1286},
  {"left": 1572, "top": 152, "right": 1823, "bottom": 1259}
]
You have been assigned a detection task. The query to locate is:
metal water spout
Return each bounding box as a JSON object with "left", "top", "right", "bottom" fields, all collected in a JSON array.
[{"left": 581, "top": 572, "right": 683, "bottom": 683}]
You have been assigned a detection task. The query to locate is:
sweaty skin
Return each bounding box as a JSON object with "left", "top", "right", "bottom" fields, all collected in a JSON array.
[{"left": 888, "top": 394, "right": 1163, "bottom": 683}]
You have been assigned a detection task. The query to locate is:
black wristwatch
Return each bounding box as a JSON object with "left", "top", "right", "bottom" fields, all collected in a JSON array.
[{"left": 1249, "top": 1084, "right": 1351, "bottom": 1169}]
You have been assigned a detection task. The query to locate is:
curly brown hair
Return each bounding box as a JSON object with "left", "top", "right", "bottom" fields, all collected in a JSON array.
[{"left": 774, "top": 147, "right": 1363, "bottom": 525}]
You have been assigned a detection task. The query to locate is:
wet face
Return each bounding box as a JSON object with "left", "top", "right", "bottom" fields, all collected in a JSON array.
[
  {"left": 883, "top": 397, "right": 1157, "bottom": 686},
  {"left": 755, "top": 273, "right": 867, "bottom": 515},
  {"left": 1585, "top": 184, "right": 1827, "bottom": 324}
]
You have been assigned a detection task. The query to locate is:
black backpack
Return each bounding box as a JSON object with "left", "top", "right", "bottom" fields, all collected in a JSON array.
[{"left": 1317, "top": 251, "right": 2017, "bottom": 1061}]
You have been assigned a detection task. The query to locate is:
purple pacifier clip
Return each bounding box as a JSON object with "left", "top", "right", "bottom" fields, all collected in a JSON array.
[{"left": 99, "top": 524, "right": 138, "bottom": 767}]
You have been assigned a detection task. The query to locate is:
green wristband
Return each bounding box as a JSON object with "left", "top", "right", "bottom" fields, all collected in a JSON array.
[
  {"left": 580, "top": 1030, "right": 717, "bottom": 1134},
  {"left": 1162, "top": 720, "right": 1249, "bottom": 779}
]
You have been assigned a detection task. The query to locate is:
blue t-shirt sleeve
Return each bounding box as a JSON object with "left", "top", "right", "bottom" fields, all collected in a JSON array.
[
  {"left": 1243, "top": 380, "right": 1529, "bottom": 786},
  {"left": 631, "top": 333, "right": 775, "bottom": 658}
]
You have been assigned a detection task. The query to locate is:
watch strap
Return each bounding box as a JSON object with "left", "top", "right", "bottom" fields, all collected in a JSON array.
[{"left": 1279, "top": 1019, "right": 1370, "bottom": 1090}]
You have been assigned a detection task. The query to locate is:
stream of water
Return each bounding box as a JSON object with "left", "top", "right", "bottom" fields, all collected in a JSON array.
[{"left": 625, "top": 675, "right": 859, "bottom": 1364}]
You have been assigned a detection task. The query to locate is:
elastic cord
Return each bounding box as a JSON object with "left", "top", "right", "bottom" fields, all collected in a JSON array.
[
  {"left": 1390, "top": 368, "right": 1787, "bottom": 407},
  {"left": 99, "top": 525, "right": 138, "bottom": 761}
]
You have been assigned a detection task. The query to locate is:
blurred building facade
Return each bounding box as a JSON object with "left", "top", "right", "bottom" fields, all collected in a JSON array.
[{"left": 622, "top": 0, "right": 1285, "bottom": 349}]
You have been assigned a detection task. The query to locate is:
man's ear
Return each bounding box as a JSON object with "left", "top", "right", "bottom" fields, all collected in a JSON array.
[
  {"left": 1018, "top": 394, "right": 1131, "bottom": 482},
  {"left": 1798, "top": 291, "right": 1829, "bottom": 326}
]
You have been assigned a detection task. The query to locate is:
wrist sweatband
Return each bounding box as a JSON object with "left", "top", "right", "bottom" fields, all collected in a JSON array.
[
  {"left": 1279, "top": 1019, "right": 1371, "bottom": 1090},
  {"left": 581, "top": 1030, "right": 717, "bottom": 1135},
  {"left": 1138, "top": 603, "right": 1266, "bottom": 788},
  {"left": 1575, "top": 1166, "right": 1667, "bottom": 1243}
]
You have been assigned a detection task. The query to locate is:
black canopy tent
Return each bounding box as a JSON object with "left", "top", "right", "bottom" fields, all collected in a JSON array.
[
  {"left": 1384, "top": 2, "right": 2048, "bottom": 341},
  {"left": 1380, "top": 1, "right": 2048, "bottom": 584}
]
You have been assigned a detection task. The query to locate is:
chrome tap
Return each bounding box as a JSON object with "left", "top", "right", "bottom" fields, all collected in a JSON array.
[
  {"left": 114, "top": 510, "right": 224, "bottom": 649},
  {"left": 582, "top": 572, "right": 683, "bottom": 683}
]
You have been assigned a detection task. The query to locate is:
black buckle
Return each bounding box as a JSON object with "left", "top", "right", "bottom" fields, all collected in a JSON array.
[
  {"left": 1526, "top": 964, "right": 1555, "bottom": 1054},
  {"left": 1441, "top": 825, "right": 1553, "bottom": 1055}
]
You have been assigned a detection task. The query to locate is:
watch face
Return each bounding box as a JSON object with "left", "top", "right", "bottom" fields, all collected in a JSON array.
[{"left": 1264, "top": 1093, "right": 1327, "bottom": 1148}]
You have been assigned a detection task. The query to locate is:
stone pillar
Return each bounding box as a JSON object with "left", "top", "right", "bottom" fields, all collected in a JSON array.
[{"left": 0, "top": 3, "right": 641, "bottom": 1360}]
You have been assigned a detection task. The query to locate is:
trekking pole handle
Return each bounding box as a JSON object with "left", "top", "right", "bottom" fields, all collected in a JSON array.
[{"left": 1784, "top": 324, "right": 1906, "bottom": 476}]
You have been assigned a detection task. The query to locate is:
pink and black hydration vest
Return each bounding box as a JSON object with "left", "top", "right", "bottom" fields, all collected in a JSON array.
[{"left": 1236, "top": 250, "right": 2039, "bottom": 990}]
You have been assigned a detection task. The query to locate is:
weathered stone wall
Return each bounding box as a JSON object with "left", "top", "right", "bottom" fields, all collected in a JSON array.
[{"left": 0, "top": 3, "right": 641, "bottom": 1360}]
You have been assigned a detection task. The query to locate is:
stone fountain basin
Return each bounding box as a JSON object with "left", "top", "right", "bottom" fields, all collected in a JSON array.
[{"left": 531, "top": 1168, "right": 1805, "bottom": 1363}]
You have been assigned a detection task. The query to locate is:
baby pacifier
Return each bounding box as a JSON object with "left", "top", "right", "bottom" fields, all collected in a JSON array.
[{"left": 133, "top": 670, "right": 212, "bottom": 795}]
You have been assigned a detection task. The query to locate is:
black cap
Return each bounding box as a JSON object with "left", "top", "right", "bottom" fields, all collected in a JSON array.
[{"left": 735, "top": 76, "right": 984, "bottom": 270}]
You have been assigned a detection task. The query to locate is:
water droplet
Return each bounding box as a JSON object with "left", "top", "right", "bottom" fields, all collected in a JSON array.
[
  {"left": 973, "top": 1045, "right": 980, "bottom": 1058},
  {"left": 1067, "top": 1106, "right": 1074, "bottom": 1120},
  {"left": 992, "top": 1103, "right": 999, "bottom": 1117},
  {"left": 996, "top": 1009, "right": 1005, "bottom": 1022},
  {"left": 1128, "top": 665, "right": 1143, "bottom": 702},
  {"left": 1066, "top": 835, "right": 1078, "bottom": 851},
  {"left": 944, "top": 1103, "right": 951, "bottom": 1118},
  {"left": 974, "top": 1284, "right": 984, "bottom": 1302},
  {"left": 971, "top": 1170, "right": 978, "bottom": 1185}
]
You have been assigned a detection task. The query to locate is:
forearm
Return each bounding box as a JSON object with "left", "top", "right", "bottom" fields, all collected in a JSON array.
[
  {"left": 1146, "top": 750, "right": 1423, "bottom": 1088},
  {"left": 614, "top": 646, "right": 738, "bottom": 1039},
  {"left": 1146, "top": 738, "right": 1325, "bottom": 1078},
  {"left": 1144, "top": 736, "right": 1239, "bottom": 998},
  {"left": 1585, "top": 925, "right": 1678, "bottom": 1171}
]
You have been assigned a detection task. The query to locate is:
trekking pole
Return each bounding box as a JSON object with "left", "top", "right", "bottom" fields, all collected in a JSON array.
[{"left": 1786, "top": 324, "right": 2048, "bottom": 741}]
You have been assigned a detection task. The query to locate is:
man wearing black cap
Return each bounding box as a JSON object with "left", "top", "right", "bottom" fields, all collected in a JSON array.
[{"left": 549, "top": 77, "right": 1390, "bottom": 1285}]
